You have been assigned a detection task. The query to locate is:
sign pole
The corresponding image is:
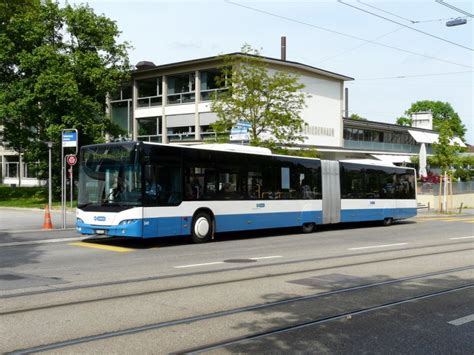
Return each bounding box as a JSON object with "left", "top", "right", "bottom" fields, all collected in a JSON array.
[{"left": 61, "top": 129, "right": 78, "bottom": 229}]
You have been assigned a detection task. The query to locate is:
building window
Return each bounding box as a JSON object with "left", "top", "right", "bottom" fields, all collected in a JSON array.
[
  {"left": 200, "top": 68, "right": 228, "bottom": 101},
  {"left": 111, "top": 101, "right": 131, "bottom": 132},
  {"left": 138, "top": 117, "right": 160, "bottom": 136},
  {"left": 137, "top": 77, "right": 162, "bottom": 107},
  {"left": 167, "top": 73, "right": 195, "bottom": 104}
]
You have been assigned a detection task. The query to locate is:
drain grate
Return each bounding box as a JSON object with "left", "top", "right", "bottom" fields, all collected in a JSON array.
[
  {"left": 0, "top": 274, "right": 26, "bottom": 281},
  {"left": 223, "top": 259, "right": 258, "bottom": 263}
]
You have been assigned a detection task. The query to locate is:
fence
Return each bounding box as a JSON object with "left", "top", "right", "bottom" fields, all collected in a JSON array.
[{"left": 417, "top": 181, "right": 474, "bottom": 210}]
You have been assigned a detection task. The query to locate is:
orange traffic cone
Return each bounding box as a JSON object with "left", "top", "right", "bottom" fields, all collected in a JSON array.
[{"left": 42, "top": 205, "right": 54, "bottom": 229}]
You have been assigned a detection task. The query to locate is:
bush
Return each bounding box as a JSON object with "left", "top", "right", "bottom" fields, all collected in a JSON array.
[
  {"left": 0, "top": 186, "right": 47, "bottom": 200},
  {"left": 454, "top": 169, "right": 473, "bottom": 182}
]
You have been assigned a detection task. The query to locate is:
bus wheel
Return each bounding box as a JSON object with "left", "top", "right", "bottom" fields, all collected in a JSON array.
[
  {"left": 301, "top": 222, "right": 315, "bottom": 233},
  {"left": 192, "top": 212, "right": 213, "bottom": 243},
  {"left": 383, "top": 217, "right": 393, "bottom": 226}
]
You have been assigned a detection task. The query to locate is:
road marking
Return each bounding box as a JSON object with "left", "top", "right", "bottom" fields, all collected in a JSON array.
[
  {"left": 448, "top": 314, "right": 474, "bottom": 326},
  {"left": 449, "top": 236, "right": 474, "bottom": 240},
  {"left": 174, "top": 261, "right": 225, "bottom": 269},
  {"left": 348, "top": 243, "right": 408, "bottom": 251},
  {"left": 249, "top": 255, "right": 282, "bottom": 260},
  {"left": 0, "top": 237, "right": 84, "bottom": 247},
  {"left": 69, "top": 242, "right": 134, "bottom": 253}
]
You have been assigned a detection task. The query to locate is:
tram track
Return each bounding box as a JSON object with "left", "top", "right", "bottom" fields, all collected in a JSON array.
[
  {"left": 1, "top": 244, "right": 474, "bottom": 316},
  {"left": 2, "top": 239, "right": 473, "bottom": 302},
  {"left": 7, "top": 267, "right": 474, "bottom": 354},
  {"left": 180, "top": 283, "right": 474, "bottom": 354}
]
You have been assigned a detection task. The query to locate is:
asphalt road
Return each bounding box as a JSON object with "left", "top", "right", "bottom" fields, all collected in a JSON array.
[{"left": 0, "top": 211, "right": 473, "bottom": 354}]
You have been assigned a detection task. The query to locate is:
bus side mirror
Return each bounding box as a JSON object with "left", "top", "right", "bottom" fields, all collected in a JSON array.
[{"left": 145, "top": 165, "right": 153, "bottom": 181}]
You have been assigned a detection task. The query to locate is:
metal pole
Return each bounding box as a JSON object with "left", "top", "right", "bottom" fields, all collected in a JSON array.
[
  {"left": 61, "top": 152, "right": 65, "bottom": 229},
  {"left": 48, "top": 143, "right": 52, "bottom": 211},
  {"left": 70, "top": 166, "right": 73, "bottom": 209}
]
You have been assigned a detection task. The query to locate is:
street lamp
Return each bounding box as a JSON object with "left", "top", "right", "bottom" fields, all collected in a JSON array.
[{"left": 46, "top": 142, "right": 53, "bottom": 211}]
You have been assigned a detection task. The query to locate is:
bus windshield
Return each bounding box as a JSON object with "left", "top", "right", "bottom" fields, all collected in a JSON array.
[{"left": 78, "top": 143, "right": 142, "bottom": 209}]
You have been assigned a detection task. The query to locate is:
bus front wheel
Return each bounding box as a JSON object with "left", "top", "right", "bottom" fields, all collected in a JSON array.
[{"left": 192, "top": 212, "right": 213, "bottom": 243}]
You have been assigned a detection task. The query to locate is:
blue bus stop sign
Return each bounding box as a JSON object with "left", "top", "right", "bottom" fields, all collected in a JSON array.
[{"left": 62, "top": 131, "right": 77, "bottom": 148}]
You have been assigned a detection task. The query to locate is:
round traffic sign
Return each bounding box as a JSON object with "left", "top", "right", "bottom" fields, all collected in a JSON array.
[{"left": 67, "top": 155, "right": 77, "bottom": 166}]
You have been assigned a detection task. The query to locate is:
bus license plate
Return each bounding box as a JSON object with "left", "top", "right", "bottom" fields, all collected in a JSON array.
[{"left": 95, "top": 229, "right": 105, "bottom": 235}]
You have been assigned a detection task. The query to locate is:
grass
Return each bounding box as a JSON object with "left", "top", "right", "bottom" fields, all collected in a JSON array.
[{"left": 0, "top": 185, "right": 76, "bottom": 209}]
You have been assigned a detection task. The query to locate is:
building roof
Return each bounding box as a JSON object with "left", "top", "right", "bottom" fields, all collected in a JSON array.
[{"left": 132, "top": 52, "right": 354, "bottom": 81}]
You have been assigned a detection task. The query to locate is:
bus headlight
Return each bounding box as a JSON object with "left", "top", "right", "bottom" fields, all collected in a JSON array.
[
  {"left": 119, "top": 219, "right": 138, "bottom": 225},
  {"left": 76, "top": 218, "right": 84, "bottom": 224}
]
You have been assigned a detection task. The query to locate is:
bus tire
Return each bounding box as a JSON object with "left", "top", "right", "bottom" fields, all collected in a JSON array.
[
  {"left": 382, "top": 217, "right": 393, "bottom": 226},
  {"left": 191, "top": 212, "right": 213, "bottom": 243},
  {"left": 301, "top": 222, "right": 315, "bottom": 233}
]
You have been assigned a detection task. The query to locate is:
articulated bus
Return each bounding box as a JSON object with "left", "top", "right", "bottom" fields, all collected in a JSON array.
[{"left": 76, "top": 141, "right": 417, "bottom": 243}]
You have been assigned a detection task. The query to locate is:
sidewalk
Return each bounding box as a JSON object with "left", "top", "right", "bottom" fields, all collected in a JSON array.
[
  {"left": 416, "top": 207, "right": 474, "bottom": 218},
  {"left": 0, "top": 207, "right": 78, "bottom": 244}
]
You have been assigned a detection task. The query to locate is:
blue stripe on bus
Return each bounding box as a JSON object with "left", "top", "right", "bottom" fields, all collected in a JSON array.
[
  {"left": 215, "top": 210, "right": 323, "bottom": 233},
  {"left": 77, "top": 207, "right": 416, "bottom": 238},
  {"left": 339, "top": 208, "right": 416, "bottom": 223}
]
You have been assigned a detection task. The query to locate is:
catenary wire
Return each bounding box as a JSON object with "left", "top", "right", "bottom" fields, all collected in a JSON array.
[
  {"left": 338, "top": 0, "right": 473, "bottom": 51},
  {"left": 224, "top": 0, "right": 473, "bottom": 69},
  {"left": 436, "top": 0, "right": 474, "bottom": 18}
]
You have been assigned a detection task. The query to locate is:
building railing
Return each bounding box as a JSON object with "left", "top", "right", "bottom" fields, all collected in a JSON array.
[
  {"left": 137, "top": 95, "right": 162, "bottom": 108},
  {"left": 137, "top": 131, "right": 229, "bottom": 143},
  {"left": 343, "top": 140, "right": 431, "bottom": 154},
  {"left": 167, "top": 92, "right": 195, "bottom": 105},
  {"left": 418, "top": 181, "right": 474, "bottom": 195},
  {"left": 200, "top": 88, "right": 228, "bottom": 101}
]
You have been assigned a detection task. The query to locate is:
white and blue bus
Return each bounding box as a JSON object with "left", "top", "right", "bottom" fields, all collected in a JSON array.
[{"left": 76, "top": 141, "right": 417, "bottom": 243}]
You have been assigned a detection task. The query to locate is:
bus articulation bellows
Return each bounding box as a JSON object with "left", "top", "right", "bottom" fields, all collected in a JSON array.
[{"left": 76, "top": 142, "right": 417, "bottom": 243}]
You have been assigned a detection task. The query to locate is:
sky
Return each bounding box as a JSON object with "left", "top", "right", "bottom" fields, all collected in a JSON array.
[{"left": 68, "top": 0, "right": 473, "bottom": 143}]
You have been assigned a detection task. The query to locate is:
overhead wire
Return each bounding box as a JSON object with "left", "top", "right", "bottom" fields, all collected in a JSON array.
[
  {"left": 356, "top": 0, "right": 419, "bottom": 24},
  {"left": 347, "top": 70, "right": 474, "bottom": 81},
  {"left": 338, "top": 0, "right": 473, "bottom": 51},
  {"left": 224, "top": 0, "right": 473, "bottom": 69},
  {"left": 435, "top": 0, "right": 474, "bottom": 18}
]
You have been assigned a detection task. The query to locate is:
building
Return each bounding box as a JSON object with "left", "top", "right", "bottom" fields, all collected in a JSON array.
[
  {"left": 110, "top": 52, "right": 353, "bottom": 148},
  {"left": 110, "top": 52, "right": 465, "bottom": 165}
]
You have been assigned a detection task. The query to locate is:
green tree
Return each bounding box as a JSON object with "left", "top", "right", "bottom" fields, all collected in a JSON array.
[
  {"left": 432, "top": 121, "right": 462, "bottom": 175},
  {"left": 0, "top": 0, "right": 130, "bottom": 188},
  {"left": 404, "top": 100, "right": 466, "bottom": 139},
  {"left": 396, "top": 116, "right": 413, "bottom": 126},
  {"left": 348, "top": 113, "right": 367, "bottom": 121},
  {"left": 211, "top": 45, "right": 308, "bottom": 148}
]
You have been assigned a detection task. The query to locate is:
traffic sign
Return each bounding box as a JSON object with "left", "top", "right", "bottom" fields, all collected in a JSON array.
[
  {"left": 66, "top": 155, "right": 77, "bottom": 166},
  {"left": 62, "top": 131, "right": 78, "bottom": 148}
]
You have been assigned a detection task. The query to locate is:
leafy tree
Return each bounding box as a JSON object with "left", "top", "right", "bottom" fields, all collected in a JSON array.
[
  {"left": 0, "top": 0, "right": 130, "bottom": 188},
  {"left": 432, "top": 121, "right": 462, "bottom": 175},
  {"left": 211, "top": 45, "right": 308, "bottom": 148},
  {"left": 396, "top": 116, "right": 413, "bottom": 126},
  {"left": 403, "top": 100, "right": 466, "bottom": 140},
  {"left": 348, "top": 113, "right": 367, "bottom": 121}
]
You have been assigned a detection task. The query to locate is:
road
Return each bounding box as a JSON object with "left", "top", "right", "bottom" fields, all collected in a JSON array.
[{"left": 1, "top": 212, "right": 473, "bottom": 353}]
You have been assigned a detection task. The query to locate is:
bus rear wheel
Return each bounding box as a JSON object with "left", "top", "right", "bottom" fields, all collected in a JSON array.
[
  {"left": 301, "top": 222, "right": 315, "bottom": 233},
  {"left": 382, "top": 217, "right": 393, "bottom": 226},
  {"left": 191, "top": 212, "right": 213, "bottom": 243}
]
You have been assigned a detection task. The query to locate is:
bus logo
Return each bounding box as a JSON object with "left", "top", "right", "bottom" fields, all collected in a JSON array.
[{"left": 94, "top": 216, "right": 106, "bottom": 222}]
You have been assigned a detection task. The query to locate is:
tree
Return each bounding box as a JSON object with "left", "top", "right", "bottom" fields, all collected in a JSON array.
[
  {"left": 432, "top": 121, "right": 462, "bottom": 175},
  {"left": 0, "top": 1, "right": 130, "bottom": 187},
  {"left": 396, "top": 116, "right": 413, "bottom": 126},
  {"left": 403, "top": 100, "right": 466, "bottom": 140},
  {"left": 348, "top": 113, "right": 367, "bottom": 121},
  {"left": 210, "top": 45, "right": 308, "bottom": 148}
]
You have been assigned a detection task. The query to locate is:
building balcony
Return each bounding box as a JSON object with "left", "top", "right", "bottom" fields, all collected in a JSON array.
[{"left": 343, "top": 140, "right": 432, "bottom": 154}]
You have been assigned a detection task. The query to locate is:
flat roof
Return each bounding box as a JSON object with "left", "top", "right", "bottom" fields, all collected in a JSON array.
[{"left": 133, "top": 52, "right": 354, "bottom": 81}]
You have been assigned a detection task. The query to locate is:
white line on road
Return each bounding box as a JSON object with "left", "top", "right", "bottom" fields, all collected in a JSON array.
[
  {"left": 174, "top": 262, "right": 225, "bottom": 269},
  {"left": 449, "top": 236, "right": 474, "bottom": 240},
  {"left": 348, "top": 243, "right": 408, "bottom": 251},
  {"left": 448, "top": 314, "right": 474, "bottom": 326},
  {"left": 249, "top": 255, "right": 282, "bottom": 260},
  {"left": 0, "top": 237, "right": 84, "bottom": 247}
]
